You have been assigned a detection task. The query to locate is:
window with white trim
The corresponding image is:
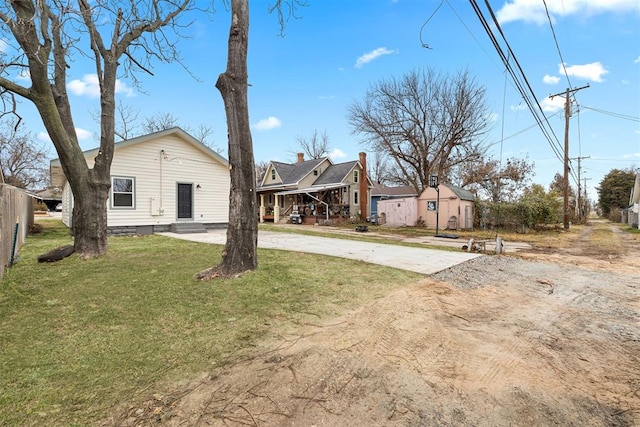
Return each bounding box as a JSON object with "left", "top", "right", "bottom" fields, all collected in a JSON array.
[
  {"left": 354, "top": 190, "right": 359, "bottom": 205},
  {"left": 353, "top": 170, "right": 359, "bottom": 183},
  {"left": 111, "top": 176, "right": 135, "bottom": 209}
]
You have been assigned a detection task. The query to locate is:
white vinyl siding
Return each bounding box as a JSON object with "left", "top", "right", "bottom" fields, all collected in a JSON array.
[{"left": 105, "top": 134, "right": 229, "bottom": 227}]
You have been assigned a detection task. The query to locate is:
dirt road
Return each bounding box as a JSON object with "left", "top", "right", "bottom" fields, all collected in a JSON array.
[{"left": 116, "top": 222, "right": 640, "bottom": 426}]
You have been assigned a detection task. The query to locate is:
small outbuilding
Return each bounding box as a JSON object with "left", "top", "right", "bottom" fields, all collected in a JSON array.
[
  {"left": 370, "top": 183, "right": 417, "bottom": 217},
  {"left": 418, "top": 184, "right": 475, "bottom": 231}
]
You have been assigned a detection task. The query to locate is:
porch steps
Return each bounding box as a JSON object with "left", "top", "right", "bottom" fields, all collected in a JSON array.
[{"left": 170, "top": 222, "right": 207, "bottom": 234}]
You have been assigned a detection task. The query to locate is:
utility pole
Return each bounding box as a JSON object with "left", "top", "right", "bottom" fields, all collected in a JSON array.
[
  {"left": 550, "top": 84, "right": 589, "bottom": 230},
  {"left": 570, "top": 155, "right": 590, "bottom": 223},
  {"left": 583, "top": 177, "right": 592, "bottom": 218}
]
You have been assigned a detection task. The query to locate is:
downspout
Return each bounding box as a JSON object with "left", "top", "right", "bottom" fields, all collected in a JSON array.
[{"left": 160, "top": 150, "right": 165, "bottom": 215}]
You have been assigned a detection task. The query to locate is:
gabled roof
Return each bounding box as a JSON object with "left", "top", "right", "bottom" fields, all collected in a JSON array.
[
  {"left": 445, "top": 184, "right": 475, "bottom": 201},
  {"left": 50, "top": 127, "right": 227, "bottom": 187},
  {"left": 419, "top": 183, "right": 475, "bottom": 201},
  {"left": 313, "top": 160, "right": 358, "bottom": 186},
  {"left": 268, "top": 157, "right": 328, "bottom": 186},
  {"left": 371, "top": 182, "right": 417, "bottom": 197}
]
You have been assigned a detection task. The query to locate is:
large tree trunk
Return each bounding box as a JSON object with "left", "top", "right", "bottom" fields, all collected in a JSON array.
[
  {"left": 34, "top": 93, "right": 113, "bottom": 259},
  {"left": 200, "top": 0, "right": 257, "bottom": 279},
  {"left": 70, "top": 173, "right": 110, "bottom": 258}
]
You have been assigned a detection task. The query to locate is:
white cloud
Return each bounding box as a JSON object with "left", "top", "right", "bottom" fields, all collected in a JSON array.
[
  {"left": 543, "top": 74, "right": 560, "bottom": 84},
  {"left": 497, "top": 0, "right": 640, "bottom": 24},
  {"left": 37, "top": 128, "right": 94, "bottom": 143},
  {"left": 67, "top": 73, "right": 134, "bottom": 98},
  {"left": 37, "top": 132, "right": 51, "bottom": 143},
  {"left": 0, "top": 39, "right": 8, "bottom": 53},
  {"left": 355, "top": 47, "right": 396, "bottom": 68},
  {"left": 634, "top": 56, "right": 640, "bottom": 64},
  {"left": 75, "top": 128, "right": 93, "bottom": 140},
  {"left": 253, "top": 116, "right": 282, "bottom": 131},
  {"left": 540, "top": 95, "right": 565, "bottom": 113},
  {"left": 329, "top": 148, "right": 346, "bottom": 161},
  {"left": 621, "top": 152, "right": 640, "bottom": 159},
  {"left": 562, "top": 62, "right": 608, "bottom": 82}
]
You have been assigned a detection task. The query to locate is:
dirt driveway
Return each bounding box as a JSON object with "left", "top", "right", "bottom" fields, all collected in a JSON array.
[{"left": 118, "top": 222, "right": 640, "bottom": 426}]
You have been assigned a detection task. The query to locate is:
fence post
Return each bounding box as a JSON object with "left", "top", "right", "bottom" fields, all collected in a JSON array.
[{"left": 10, "top": 217, "right": 19, "bottom": 267}]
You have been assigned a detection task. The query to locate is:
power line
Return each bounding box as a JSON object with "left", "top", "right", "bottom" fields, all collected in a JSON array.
[
  {"left": 542, "top": 0, "right": 573, "bottom": 90},
  {"left": 468, "top": 0, "right": 565, "bottom": 165},
  {"left": 581, "top": 106, "right": 640, "bottom": 122},
  {"left": 419, "top": 0, "right": 445, "bottom": 49}
]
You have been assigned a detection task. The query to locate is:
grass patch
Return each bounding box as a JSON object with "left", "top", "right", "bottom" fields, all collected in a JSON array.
[
  {"left": 580, "top": 221, "right": 624, "bottom": 256},
  {"left": 0, "top": 220, "right": 421, "bottom": 426}
]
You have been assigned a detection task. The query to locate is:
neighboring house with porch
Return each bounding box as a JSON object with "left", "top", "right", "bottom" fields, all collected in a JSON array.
[
  {"left": 257, "top": 152, "right": 373, "bottom": 224},
  {"left": 377, "top": 183, "right": 475, "bottom": 230},
  {"left": 50, "top": 127, "right": 230, "bottom": 235}
]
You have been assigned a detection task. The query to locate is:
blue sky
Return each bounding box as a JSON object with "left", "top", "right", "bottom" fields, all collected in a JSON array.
[{"left": 8, "top": 0, "right": 640, "bottom": 200}]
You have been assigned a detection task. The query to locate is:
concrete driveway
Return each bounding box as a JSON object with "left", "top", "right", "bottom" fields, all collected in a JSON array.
[{"left": 159, "top": 229, "right": 481, "bottom": 275}]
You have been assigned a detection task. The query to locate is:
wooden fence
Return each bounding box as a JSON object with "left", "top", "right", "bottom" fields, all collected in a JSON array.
[{"left": 0, "top": 184, "right": 35, "bottom": 281}]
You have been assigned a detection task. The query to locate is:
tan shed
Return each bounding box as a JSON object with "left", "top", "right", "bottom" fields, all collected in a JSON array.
[{"left": 417, "top": 184, "right": 475, "bottom": 231}]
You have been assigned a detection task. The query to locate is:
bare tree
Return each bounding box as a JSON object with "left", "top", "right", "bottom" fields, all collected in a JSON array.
[
  {"left": 295, "top": 128, "right": 330, "bottom": 159},
  {"left": 0, "top": 1, "right": 203, "bottom": 258},
  {"left": 255, "top": 160, "right": 269, "bottom": 182},
  {"left": 455, "top": 156, "right": 535, "bottom": 203},
  {"left": 0, "top": 119, "right": 49, "bottom": 189},
  {"left": 90, "top": 100, "right": 141, "bottom": 141},
  {"left": 94, "top": 106, "right": 219, "bottom": 149},
  {"left": 348, "top": 68, "right": 491, "bottom": 194},
  {"left": 144, "top": 114, "right": 219, "bottom": 150},
  {"left": 368, "top": 150, "right": 391, "bottom": 184},
  {"left": 142, "top": 112, "right": 180, "bottom": 134}
]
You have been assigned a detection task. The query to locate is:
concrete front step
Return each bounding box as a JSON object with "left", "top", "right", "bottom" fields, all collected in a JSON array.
[{"left": 170, "top": 222, "right": 207, "bottom": 234}]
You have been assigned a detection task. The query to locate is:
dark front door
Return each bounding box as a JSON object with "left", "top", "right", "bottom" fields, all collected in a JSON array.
[{"left": 177, "top": 183, "right": 193, "bottom": 219}]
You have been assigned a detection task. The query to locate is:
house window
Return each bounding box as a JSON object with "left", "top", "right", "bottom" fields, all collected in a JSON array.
[
  {"left": 111, "top": 176, "right": 135, "bottom": 208},
  {"left": 314, "top": 170, "right": 318, "bottom": 176},
  {"left": 353, "top": 170, "right": 359, "bottom": 183},
  {"left": 354, "top": 190, "right": 359, "bottom": 205},
  {"left": 271, "top": 170, "right": 276, "bottom": 180}
]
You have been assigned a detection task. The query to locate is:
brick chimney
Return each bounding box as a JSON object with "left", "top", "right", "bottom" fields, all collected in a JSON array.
[
  {"left": 359, "top": 152, "right": 368, "bottom": 220},
  {"left": 297, "top": 152, "right": 305, "bottom": 163}
]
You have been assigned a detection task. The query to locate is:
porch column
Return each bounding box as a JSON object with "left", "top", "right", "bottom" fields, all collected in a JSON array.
[
  {"left": 259, "top": 194, "right": 265, "bottom": 223},
  {"left": 274, "top": 202, "right": 280, "bottom": 223}
]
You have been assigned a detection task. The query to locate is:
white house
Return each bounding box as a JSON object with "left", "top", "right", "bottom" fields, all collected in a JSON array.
[{"left": 50, "top": 127, "right": 230, "bottom": 235}]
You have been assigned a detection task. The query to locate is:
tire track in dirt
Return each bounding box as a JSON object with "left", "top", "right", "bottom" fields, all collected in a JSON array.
[{"left": 111, "top": 253, "right": 640, "bottom": 426}]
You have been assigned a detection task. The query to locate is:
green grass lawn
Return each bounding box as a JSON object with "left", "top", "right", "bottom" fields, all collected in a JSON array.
[{"left": 0, "top": 220, "right": 422, "bottom": 426}]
